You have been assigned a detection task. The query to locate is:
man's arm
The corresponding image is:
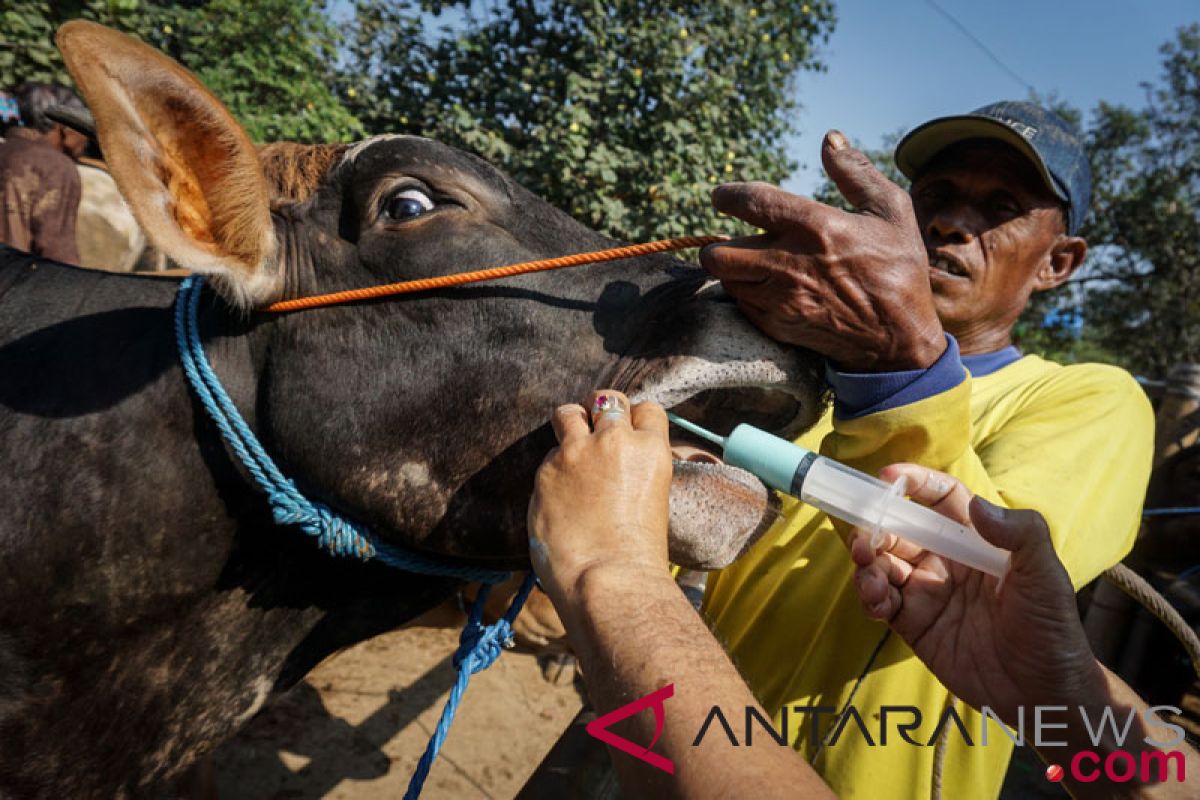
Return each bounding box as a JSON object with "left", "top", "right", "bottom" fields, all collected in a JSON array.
[
  {"left": 529, "top": 391, "right": 834, "bottom": 799},
  {"left": 558, "top": 565, "right": 831, "bottom": 798},
  {"left": 850, "top": 464, "right": 1198, "bottom": 799}
]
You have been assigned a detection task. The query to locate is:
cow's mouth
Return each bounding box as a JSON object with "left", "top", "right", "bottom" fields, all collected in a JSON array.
[
  {"left": 629, "top": 371, "right": 825, "bottom": 570},
  {"left": 668, "top": 384, "right": 806, "bottom": 440}
]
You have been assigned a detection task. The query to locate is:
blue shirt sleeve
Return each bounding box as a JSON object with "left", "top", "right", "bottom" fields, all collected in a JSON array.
[{"left": 826, "top": 334, "right": 966, "bottom": 420}]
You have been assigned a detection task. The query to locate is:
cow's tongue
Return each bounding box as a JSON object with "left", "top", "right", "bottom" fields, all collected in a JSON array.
[{"left": 666, "top": 453, "right": 779, "bottom": 570}]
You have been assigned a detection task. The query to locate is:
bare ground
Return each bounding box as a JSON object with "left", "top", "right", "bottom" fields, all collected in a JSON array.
[{"left": 213, "top": 605, "right": 584, "bottom": 799}]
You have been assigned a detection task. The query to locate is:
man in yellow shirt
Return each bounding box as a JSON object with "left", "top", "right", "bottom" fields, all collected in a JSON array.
[{"left": 699, "top": 101, "right": 1155, "bottom": 798}]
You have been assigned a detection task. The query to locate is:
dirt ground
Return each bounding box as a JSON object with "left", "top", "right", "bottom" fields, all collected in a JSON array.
[{"left": 213, "top": 605, "right": 585, "bottom": 799}]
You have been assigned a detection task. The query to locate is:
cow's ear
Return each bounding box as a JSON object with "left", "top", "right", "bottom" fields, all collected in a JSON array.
[{"left": 57, "top": 21, "right": 278, "bottom": 308}]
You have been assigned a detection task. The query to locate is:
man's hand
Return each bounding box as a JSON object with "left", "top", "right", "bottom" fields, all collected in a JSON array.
[
  {"left": 527, "top": 390, "right": 673, "bottom": 608},
  {"left": 700, "top": 131, "right": 945, "bottom": 372},
  {"left": 849, "top": 463, "right": 1104, "bottom": 723},
  {"left": 527, "top": 391, "right": 836, "bottom": 799}
]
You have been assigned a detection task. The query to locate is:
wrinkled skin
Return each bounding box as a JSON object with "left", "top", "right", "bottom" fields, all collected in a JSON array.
[
  {"left": 701, "top": 133, "right": 1087, "bottom": 367},
  {"left": 0, "top": 131, "right": 825, "bottom": 797}
]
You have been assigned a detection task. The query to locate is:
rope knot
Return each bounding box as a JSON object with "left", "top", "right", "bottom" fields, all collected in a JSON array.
[
  {"left": 266, "top": 487, "right": 375, "bottom": 559},
  {"left": 453, "top": 618, "right": 514, "bottom": 674}
]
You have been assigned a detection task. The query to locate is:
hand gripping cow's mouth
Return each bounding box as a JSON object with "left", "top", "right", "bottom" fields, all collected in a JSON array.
[{"left": 620, "top": 333, "right": 828, "bottom": 571}]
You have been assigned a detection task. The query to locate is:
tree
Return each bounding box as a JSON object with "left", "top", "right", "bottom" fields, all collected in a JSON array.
[
  {"left": 1074, "top": 25, "right": 1200, "bottom": 377},
  {"left": 344, "top": 0, "right": 837, "bottom": 242},
  {"left": 6, "top": 1, "right": 838, "bottom": 241},
  {"left": 1, "top": 0, "right": 360, "bottom": 143}
]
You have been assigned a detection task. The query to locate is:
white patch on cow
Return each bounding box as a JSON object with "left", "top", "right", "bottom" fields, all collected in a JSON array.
[
  {"left": 627, "top": 301, "right": 821, "bottom": 438},
  {"left": 632, "top": 355, "right": 793, "bottom": 408},
  {"left": 398, "top": 461, "right": 432, "bottom": 489},
  {"left": 76, "top": 165, "right": 146, "bottom": 271},
  {"left": 342, "top": 134, "right": 431, "bottom": 166},
  {"left": 361, "top": 461, "right": 438, "bottom": 496},
  {"left": 629, "top": 304, "right": 797, "bottom": 408},
  {"left": 231, "top": 676, "right": 272, "bottom": 727}
]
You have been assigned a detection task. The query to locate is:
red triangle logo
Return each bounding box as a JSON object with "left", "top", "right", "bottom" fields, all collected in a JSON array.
[{"left": 585, "top": 684, "right": 675, "bottom": 774}]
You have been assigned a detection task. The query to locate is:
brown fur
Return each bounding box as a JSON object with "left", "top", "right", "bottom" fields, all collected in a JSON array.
[
  {"left": 56, "top": 21, "right": 278, "bottom": 305},
  {"left": 257, "top": 143, "right": 349, "bottom": 206}
]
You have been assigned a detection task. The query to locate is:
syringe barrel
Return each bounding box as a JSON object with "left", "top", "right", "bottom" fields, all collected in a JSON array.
[
  {"left": 723, "top": 424, "right": 815, "bottom": 496},
  {"left": 798, "top": 457, "right": 1010, "bottom": 578},
  {"left": 722, "top": 423, "right": 1010, "bottom": 578}
]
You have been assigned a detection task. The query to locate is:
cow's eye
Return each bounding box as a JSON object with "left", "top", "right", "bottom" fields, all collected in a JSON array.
[{"left": 384, "top": 189, "right": 435, "bottom": 221}]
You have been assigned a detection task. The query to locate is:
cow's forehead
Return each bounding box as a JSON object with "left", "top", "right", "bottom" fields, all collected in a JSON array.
[{"left": 340, "top": 134, "right": 510, "bottom": 201}]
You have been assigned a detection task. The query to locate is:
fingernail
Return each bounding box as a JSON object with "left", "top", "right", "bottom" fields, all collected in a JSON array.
[
  {"left": 972, "top": 496, "right": 1006, "bottom": 522},
  {"left": 591, "top": 393, "right": 628, "bottom": 417},
  {"left": 868, "top": 528, "right": 884, "bottom": 551},
  {"left": 827, "top": 130, "right": 848, "bottom": 151}
]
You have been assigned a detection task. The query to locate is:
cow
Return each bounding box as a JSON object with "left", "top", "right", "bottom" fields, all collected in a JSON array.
[
  {"left": 0, "top": 21, "right": 826, "bottom": 797},
  {"left": 75, "top": 159, "right": 168, "bottom": 273}
]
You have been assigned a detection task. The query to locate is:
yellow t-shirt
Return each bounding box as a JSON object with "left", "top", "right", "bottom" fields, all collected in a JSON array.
[{"left": 703, "top": 354, "right": 1154, "bottom": 799}]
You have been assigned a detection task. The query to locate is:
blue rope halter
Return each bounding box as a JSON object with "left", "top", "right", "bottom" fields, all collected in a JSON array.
[{"left": 174, "top": 275, "right": 536, "bottom": 798}]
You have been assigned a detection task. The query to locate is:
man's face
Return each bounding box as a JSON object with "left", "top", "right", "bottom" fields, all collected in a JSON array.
[{"left": 909, "top": 140, "right": 1069, "bottom": 344}]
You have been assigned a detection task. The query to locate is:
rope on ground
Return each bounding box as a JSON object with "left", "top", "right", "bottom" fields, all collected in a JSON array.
[
  {"left": 1142, "top": 506, "right": 1200, "bottom": 517},
  {"left": 1103, "top": 563, "right": 1200, "bottom": 679}
]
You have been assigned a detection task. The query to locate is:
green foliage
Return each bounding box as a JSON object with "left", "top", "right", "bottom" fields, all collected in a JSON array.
[
  {"left": 0, "top": 1, "right": 108, "bottom": 86},
  {"left": 345, "top": 0, "right": 837, "bottom": 242},
  {"left": 1015, "top": 31, "right": 1200, "bottom": 374},
  {"left": 1, "top": 0, "right": 360, "bottom": 143},
  {"left": 1075, "top": 25, "right": 1200, "bottom": 377},
  {"left": 7, "top": 0, "right": 837, "bottom": 239}
]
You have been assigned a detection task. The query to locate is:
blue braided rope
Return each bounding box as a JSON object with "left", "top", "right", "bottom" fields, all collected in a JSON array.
[
  {"left": 405, "top": 571, "right": 539, "bottom": 800},
  {"left": 174, "top": 275, "right": 509, "bottom": 583},
  {"left": 175, "top": 276, "right": 536, "bottom": 799}
]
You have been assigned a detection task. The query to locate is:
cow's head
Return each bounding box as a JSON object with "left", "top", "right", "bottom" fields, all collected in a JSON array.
[{"left": 58, "top": 21, "right": 827, "bottom": 570}]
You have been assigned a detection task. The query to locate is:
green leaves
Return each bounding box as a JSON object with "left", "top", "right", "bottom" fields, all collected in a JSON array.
[
  {"left": 2, "top": 0, "right": 360, "bottom": 143},
  {"left": 1045, "top": 25, "right": 1200, "bottom": 375},
  {"left": 345, "top": 0, "right": 837, "bottom": 243},
  {"left": 5, "top": 0, "right": 836, "bottom": 248}
]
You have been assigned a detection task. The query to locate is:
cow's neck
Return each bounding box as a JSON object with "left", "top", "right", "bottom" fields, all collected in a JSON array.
[{"left": 0, "top": 263, "right": 459, "bottom": 795}]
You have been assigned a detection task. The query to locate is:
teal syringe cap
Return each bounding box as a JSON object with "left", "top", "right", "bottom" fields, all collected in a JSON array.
[{"left": 723, "top": 424, "right": 812, "bottom": 495}]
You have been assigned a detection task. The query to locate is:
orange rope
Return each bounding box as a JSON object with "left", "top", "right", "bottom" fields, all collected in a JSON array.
[{"left": 262, "top": 235, "right": 727, "bottom": 313}]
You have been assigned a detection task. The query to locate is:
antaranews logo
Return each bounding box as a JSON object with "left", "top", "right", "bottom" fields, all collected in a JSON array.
[
  {"left": 586, "top": 685, "right": 1190, "bottom": 787},
  {"left": 585, "top": 684, "right": 675, "bottom": 774}
]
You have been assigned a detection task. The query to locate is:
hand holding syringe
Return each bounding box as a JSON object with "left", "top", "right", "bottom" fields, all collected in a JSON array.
[{"left": 667, "top": 414, "right": 1011, "bottom": 578}]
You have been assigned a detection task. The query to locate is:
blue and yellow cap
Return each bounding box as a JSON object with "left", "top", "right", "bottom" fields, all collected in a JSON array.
[{"left": 895, "top": 100, "right": 1092, "bottom": 234}]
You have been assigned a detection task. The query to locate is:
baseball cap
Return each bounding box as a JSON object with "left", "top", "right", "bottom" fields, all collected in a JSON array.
[{"left": 894, "top": 100, "right": 1091, "bottom": 234}]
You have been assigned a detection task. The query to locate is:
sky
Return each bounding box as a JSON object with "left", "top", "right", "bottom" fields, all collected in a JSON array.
[{"left": 783, "top": 0, "right": 1199, "bottom": 196}]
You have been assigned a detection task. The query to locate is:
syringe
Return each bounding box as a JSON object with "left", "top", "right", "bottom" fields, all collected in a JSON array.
[{"left": 667, "top": 413, "right": 1010, "bottom": 578}]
